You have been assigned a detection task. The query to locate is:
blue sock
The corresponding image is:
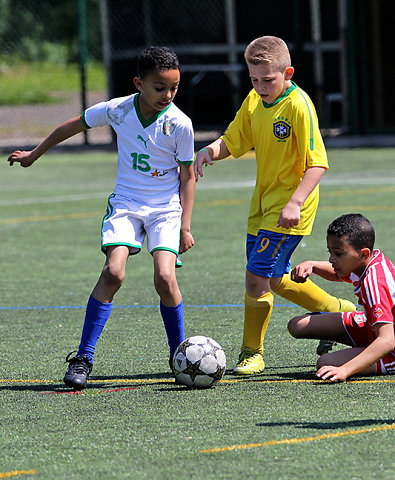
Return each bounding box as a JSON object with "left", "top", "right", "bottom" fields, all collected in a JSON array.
[
  {"left": 77, "top": 295, "right": 112, "bottom": 363},
  {"left": 160, "top": 300, "right": 185, "bottom": 358}
]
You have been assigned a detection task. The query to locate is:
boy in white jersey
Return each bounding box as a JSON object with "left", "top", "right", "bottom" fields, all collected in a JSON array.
[
  {"left": 7, "top": 46, "right": 195, "bottom": 390},
  {"left": 194, "top": 35, "right": 355, "bottom": 375},
  {"left": 289, "top": 213, "right": 395, "bottom": 381}
]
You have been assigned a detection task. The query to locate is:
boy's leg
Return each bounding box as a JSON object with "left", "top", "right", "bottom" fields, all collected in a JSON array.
[
  {"left": 153, "top": 250, "right": 184, "bottom": 362},
  {"left": 232, "top": 289, "right": 273, "bottom": 375},
  {"left": 233, "top": 232, "right": 298, "bottom": 375},
  {"left": 273, "top": 273, "right": 356, "bottom": 355},
  {"left": 76, "top": 295, "right": 112, "bottom": 362},
  {"left": 272, "top": 273, "right": 356, "bottom": 312},
  {"left": 287, "top": 311, "right": 350, "bottom": 342},
  {"left": 64, "top": 246, "right": 129, "bottom": 390}
]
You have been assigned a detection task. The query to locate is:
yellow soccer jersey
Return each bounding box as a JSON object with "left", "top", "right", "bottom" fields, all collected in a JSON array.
[{"left": 221, "top": 82, "right": 328, "bottom": 236}]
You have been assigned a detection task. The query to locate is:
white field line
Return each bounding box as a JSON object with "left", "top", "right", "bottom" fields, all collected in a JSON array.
[{"left": 1, "top": 172, "right": 395, "bottom": 207}]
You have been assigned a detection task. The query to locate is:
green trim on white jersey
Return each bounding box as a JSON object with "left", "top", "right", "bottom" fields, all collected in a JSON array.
[
  {"left": 134, "top": 93, "right": 172, "bottom": 128},
  {"left": 81, "top": 111, "right": 90, "bottom": 129}
]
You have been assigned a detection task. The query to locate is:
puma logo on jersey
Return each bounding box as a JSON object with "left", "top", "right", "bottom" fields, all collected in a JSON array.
[{"left": 137, "top": 135, "right": 149, "bottom": 148}]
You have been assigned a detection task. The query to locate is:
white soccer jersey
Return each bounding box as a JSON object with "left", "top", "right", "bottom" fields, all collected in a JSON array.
[{"left": 82, "top": 93, "right": 194, "bottom": 206}]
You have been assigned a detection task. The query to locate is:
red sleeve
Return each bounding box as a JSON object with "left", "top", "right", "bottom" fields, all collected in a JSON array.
[{"left": 362, "top": 275, "right": 395, "bottom": 326}]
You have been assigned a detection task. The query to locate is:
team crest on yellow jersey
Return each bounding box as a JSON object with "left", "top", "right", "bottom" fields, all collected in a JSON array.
[{"left": 273, "top": 118, "right": 291, "bottom": 141}]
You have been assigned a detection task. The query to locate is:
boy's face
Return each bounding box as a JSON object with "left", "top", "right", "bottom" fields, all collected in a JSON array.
[
  {"left": 327, "top": 234, "right": 369, "bottom": 278},
  {"left": 247, "top": 62, "right": 294, "bottom": 104},
  {"left": 134, "top": 68, "right": 180, "bottom": 118}
]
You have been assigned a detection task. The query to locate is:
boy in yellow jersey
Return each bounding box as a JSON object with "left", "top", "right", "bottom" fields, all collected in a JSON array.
[{"left": 194, "top": 35, "right": 355, "bottom": 375}]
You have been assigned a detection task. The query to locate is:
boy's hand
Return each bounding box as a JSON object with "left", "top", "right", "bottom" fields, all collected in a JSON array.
[
  {"left": 290, "top": 261, "right": 314, "bottom": 283},
  {"left": 277, "top": 201, "right": 301, "bottom": 229},
  {"left": 316, "top": 364, "right": 347, "bottom": 382},
  {"left": 8, "top": 150, "right": 36, "bottom": 168},
  {"left": 179, "top": 230, "right": 194, "bottom": 254},
  {"left": 194, "top": 149, "right": 213, "bottom": 181}
]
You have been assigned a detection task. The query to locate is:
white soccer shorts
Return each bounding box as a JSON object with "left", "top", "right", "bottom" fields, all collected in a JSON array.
[{"left": 101, "top": 193, "right": 182, "bottom": 258}]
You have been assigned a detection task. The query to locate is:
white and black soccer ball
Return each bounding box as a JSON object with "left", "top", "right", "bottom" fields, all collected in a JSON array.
[{"left": 172, "top": 335, "right": 226, "bottom": 388}]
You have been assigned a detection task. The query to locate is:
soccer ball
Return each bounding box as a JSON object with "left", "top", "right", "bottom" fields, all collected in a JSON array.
[{"left": 172, "top": 335, "right": 226, "bottom": 388}]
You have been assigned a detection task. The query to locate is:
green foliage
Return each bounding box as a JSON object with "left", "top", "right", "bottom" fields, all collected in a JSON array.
[{"left": 0, "top": 0, "right": 102, "bottom": 63}]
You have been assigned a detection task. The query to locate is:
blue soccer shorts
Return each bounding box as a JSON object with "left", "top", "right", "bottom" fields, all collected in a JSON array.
[{"left": 246, "top": 230, "right": 303, "bottom": 278}]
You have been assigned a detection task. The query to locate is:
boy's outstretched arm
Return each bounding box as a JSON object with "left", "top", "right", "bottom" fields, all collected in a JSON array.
[
  {"left": 7, "top": 116, "right": 86, "bottom": 167},
  {"left": 179, "top": 164, "right": 195, "bottom": 254},
  {"left": 317, "top": 323, "right": 395, "bottom": 381},
  {"left": 291, "top": 260, "right": 340, "bottom": 283},
  {"left": 277, "top": 166, "right": 326, "bottom": 229},
  {"left": 194, "top": 138, "right": 230, "bottom": 181}
]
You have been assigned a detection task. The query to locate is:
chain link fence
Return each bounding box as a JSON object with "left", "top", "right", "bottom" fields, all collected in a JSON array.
[
  {"left": 0, "top": 0, "right": 352, "bottom": 151},
  {"left": 0, "top": 0, "right": 111, "bottom": 148},
  {"left": 1, "top": 0, "right": 394, "bottom": 149}
]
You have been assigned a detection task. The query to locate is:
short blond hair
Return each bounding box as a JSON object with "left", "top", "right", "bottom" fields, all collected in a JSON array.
[{"left": 244, "top": 36, "right": 291, "bottom": 72}]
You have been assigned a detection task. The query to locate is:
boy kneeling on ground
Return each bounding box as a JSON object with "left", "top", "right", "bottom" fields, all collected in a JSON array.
[{"left": 288, "top": 213, "right": 395, "bottom": 381}]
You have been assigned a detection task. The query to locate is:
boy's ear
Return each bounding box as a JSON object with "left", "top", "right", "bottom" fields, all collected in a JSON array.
[
  {"left": 360, "top": 247, "right": 371, "bottom": 260},
  {"left": 133, "top": 76, "right": 143, "bottom": 92},
  {"left": 285, "top": 66, "right": 294, "bottom": 80}
]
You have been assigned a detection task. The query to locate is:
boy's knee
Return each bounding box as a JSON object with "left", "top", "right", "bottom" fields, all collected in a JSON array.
[
  {"left": 154, "top": 270, "right": 175, "bottom": 294},
  {"left": 102, "top": 264, "right": 125, "bottom": 288},
  {"left": 287, "top": 315, "right": 307, "bottom": 338},
  {"left": 316, "top": 353, "right": 330, "bottom": 370},
  {"left": 245, "top": 273, "right": 271, "bottom": 298}
]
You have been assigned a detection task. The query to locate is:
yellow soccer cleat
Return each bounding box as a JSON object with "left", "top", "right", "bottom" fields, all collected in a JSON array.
[{"left": 232, "top": 349, "right": 265, "bottom": 375}]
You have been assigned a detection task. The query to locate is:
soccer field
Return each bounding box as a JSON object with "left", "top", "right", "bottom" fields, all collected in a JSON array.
[{"left": 1, "top": 148, "right": 394, "bottom": 479}]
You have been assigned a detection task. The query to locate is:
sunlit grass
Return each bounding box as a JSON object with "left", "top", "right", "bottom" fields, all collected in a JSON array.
[{"left": 0, "top": 61, "right": 106, "bottom": 105}]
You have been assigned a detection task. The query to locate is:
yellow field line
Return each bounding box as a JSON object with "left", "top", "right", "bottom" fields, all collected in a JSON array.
[
  {"left": 320, "top": 205, "right": 395, "bottom": 211},
  {"left": 320, "top": 187, "right": 395, "bottom": 198},
  {"left": 321, "top": 186, "right": 395, "bottom": 197},
  {"left": 0, "top": 470, "right": 38, "bottom": 478},
  {"left": 1, "top": 377, "right": 395, "bottom": 385},
  {"left": 0, "top": 211, "right": 102, "bottom": 225},
  {"left": 200, "top": 423, "right": 395, "bottom": 453},
  {"left": 2, "top": 183, "right": 395, "bottom": 226},
  {"left": 2, "top": 201, "right": 395, "bottom": 226},
  {"left": 0, "top": 199, "right": 246, "bottom": 225}
]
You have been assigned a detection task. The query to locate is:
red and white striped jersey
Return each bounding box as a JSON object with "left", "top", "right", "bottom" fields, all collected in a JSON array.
[{"left": 343, "top": 249, "right": 395, "bottom": 329}]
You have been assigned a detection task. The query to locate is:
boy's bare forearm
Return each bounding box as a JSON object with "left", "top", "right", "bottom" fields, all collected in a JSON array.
[
  {"left": 202, "top": 138, "right": 231, "bottom": 161},
  {"left": 31, "top": 116, "right": 86, "bottom": 160},
  {"left": 289, "top": 166, "right": 326, "bottom": 207},
  {"left": 291, "top": 260, "right": 340, "bottom": 282},
  {"left": 179, "top": 165, "right": 195, "bottom": 232},
  {"left": 194, "top": 138, "right": 230, "bottom": 180},
  {"left": 343, "top": 328, "right": 395, "bottom": 377},
  {"left": 8, "top": 117, "right": 86, "bottom": 167}
]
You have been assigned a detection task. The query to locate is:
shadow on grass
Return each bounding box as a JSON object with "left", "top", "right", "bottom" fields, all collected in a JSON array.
[
  {"left": 0, "top": 383, "right": 68, "bottom": 393},
  {"left": 256, "top": 418, "right": 395, "bottom": 430},
  {"left": 92, "top": 371, "right": 173, "bottom": 381},
  {"left": 0, "top": 371, "right": 176, "bottom": 392},
  {"left": 222, "top": 367, "right": 316, "bottom": 381}
]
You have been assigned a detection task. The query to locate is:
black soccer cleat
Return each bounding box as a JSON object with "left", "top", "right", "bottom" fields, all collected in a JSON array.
[
  {"left": 169, "top": 357, "right": 175, "bottom": 374},
  {"left": 63, "top": 352, "right": 92, "bottom": 390},
  {"left": 169, "top": 356, "right": 183, "bottom": 385},
  {"left": 316, "top": 340, "right": 337, "bottom": 356}
]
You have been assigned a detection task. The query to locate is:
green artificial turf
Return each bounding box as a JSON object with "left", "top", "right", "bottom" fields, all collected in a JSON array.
[{"left": 0, "top": 148, "right": 394, "bottom": 479}]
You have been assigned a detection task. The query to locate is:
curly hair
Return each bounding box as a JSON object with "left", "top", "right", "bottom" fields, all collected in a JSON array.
[
  {"left": 137, "top": 46, "right": 180, "bottom": 79},
  {"left": 327, "top": 213, "right": 375, "bottom": 251}
]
